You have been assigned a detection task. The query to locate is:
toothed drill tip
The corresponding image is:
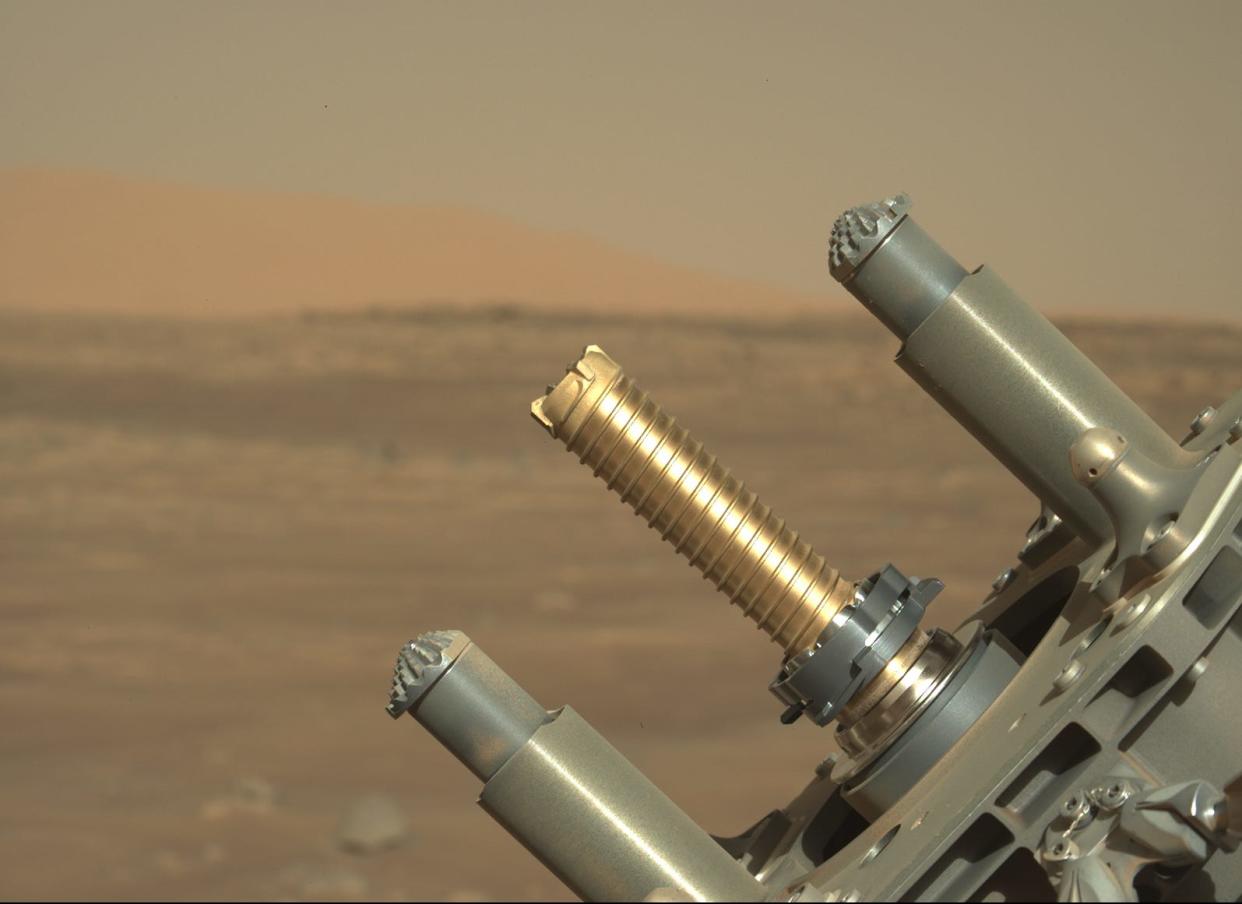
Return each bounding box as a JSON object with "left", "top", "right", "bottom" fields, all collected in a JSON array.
[
  {"left": 386, "top": 629, "right": 471, "bottom": 719},
  {"left": 828, "top": 193, "right": 911, "bottom": 282}
]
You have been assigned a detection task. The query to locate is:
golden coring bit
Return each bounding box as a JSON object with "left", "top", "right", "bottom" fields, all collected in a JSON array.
[{"left": 531, "top": 344, "right": 855, "bottom": 658}]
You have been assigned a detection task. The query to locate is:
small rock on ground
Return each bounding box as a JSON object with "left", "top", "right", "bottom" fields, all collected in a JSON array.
[{"left": 336, "top": 792, "right": 409, "bottom": 855}]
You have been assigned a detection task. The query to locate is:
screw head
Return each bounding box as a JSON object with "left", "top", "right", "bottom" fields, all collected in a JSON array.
[
  {"left": 1044, "top": 838, "right": 1079, "bottom": 862},
  {"left": 1091, "top": 780, "right": 1132, "bottom": 811},
  {"left": 815, "top": 753, "right": 840, "bottom": 778},
  {"left": 1190, "top": 406, "right": 1217, "bottom": 435},
  {"left": 1053, "top": 659, "right": 1084, "bottom": 693},
  {"left": 1060, "top": 793, "right": 1094, "bottom": 823}
]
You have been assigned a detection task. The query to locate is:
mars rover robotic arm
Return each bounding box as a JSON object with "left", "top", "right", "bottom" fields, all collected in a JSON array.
[{"left": 387, "top": 196, "right": 1242, "bottom": 902}]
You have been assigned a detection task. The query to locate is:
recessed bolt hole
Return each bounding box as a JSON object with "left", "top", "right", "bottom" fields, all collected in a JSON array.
[{"left": 1087, "top": 467, "right": 1099, "bottom": 478}]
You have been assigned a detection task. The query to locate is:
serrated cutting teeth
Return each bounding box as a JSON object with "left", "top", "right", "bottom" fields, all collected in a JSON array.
[
  {"left": 828, "top": 193, "right": 911, "bottom": 281},
  {"left": 409, "top": 639, "right": 443, "bottom": 668},
  {"left": 386, "top": 630, "right": 469, "bottom": 719}
]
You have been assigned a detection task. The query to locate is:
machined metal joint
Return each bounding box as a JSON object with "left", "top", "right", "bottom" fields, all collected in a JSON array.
[
  {"left": 830, "top": 193, "right": 1200, "bottom": 550},
  {"left": 770, "top": 565, "right": 943, "bottom": 726}
]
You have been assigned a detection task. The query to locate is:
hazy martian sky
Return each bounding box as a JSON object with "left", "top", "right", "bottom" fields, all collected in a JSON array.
[{"left": 2, "top": 1, "right": 1241, "bottom": 318}]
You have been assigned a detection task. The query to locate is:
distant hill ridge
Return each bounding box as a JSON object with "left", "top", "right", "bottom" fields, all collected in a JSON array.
[{"left": 0, "top": 169, "right": 842, "bottom": 319}]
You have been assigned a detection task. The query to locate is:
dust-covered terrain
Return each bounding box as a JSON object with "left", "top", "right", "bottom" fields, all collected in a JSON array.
[{"left": 2, "top": 307, "right": 1238, "bottom": 901}]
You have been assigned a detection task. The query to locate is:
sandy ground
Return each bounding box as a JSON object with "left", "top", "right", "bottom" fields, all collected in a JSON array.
[{"left": 2, "top": 306, "right": 1238, "bottom": 901}]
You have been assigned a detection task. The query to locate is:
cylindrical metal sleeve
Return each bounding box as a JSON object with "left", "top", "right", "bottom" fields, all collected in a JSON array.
[
  {"left": 898, "top": 267, "right": 1193, "bottom": 543},
  {"left": 413, "top": 643, "right": 551, "bottom": 782},
  {"left": 532, "top": 345, "right": 853, "bottom": 656},
  {"left": 840, "top": 630, "right": 1021, "bottom": 821},
  {"left": 479, "top": 706, "right": 765, "bottom": 902},
  {"left": 841, "top": 216, "right": 967, "bottom": 340}
]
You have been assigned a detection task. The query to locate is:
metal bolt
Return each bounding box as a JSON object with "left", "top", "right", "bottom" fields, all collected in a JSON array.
[
  {"left": 1053, "top": 659, "right": 1084, "bottom": 694},
  {"left": 1044, "top": 838, "right": 1078, "bottom": 862},
  {"left": 1095, "top": 780, "right": 1131, "bottom": 810},
  {"left": 1142, "top": 518, "right": 1178, "bottom": 554},
  {"left": 992, "top": 568, "right": 1016, "bottom": 593},
  {"left": 815, "top": 753, "right": 840, "bottom": 779},
  {"left": 1201, "top": 801, "right": 1227, "bottom": 834},
  {"left": 1190, "top": 406, "right": 1217, "bottom": 436},
  {"left": 1090, "top": 565, "right": 1113, "bottom": 592},
  {"left": 1061, "top": 795, "right": 1090, "bottom": 820},
  {"left": 1183, "top": 656, "right": 1210, "bottom": 687},
  {"left": 1115, "top": 593, "right": 1152, "bottom": 629}
]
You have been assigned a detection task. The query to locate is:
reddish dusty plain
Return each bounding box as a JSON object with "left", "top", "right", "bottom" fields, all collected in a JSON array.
[{"left": 2, "top": 306, "right": 1238, "bottom": 900}]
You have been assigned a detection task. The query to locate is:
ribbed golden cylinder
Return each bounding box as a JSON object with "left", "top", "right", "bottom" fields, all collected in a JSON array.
[{"left": 532, "top": 345, "right": 854, "bottom": 656}]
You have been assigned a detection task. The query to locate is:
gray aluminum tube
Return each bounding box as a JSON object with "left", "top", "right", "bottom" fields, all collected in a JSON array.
[
  {"left": 411, "top": 642, "right": 551, "bottom": 782},
  {"left": 896, "top": 266, "right": 1192, "bottom": 544},
  {"left": 389, "top": 631, "right": 765, "bottom": 902},
  {"left": 842, "top": 215, "right": 967, "bottom": 340},
  {"left": 481, "top": 706, "right": 765, "bottom": 902},
  {"left": 830, "top": 199, "right": 1192, "bottom": 544}
]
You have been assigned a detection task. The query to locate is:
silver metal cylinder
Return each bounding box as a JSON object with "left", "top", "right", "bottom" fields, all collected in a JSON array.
[
  {"left": 830, "top": 198, "right": 1194, "bottom": 545},
  {"left": 388, "top": 631, "right": 551, "bottom": 781},
  {"left": 418, "top": 651, "right": 549, "bottom": 782},
  {"left": 897, "top": 267, "right": 1192, "bottom": 543},
  {"left": 481, "top": 706, "right": 765, "bottom": 902},
  {"left": 849, "top": 217, "right": 966, "bottom": 338},
  {"left": 390, "top": 631, "right": 765, "bottom": 902},
  {"left": 837, "top": 627, "right": 1021, "bottom": 820}
]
